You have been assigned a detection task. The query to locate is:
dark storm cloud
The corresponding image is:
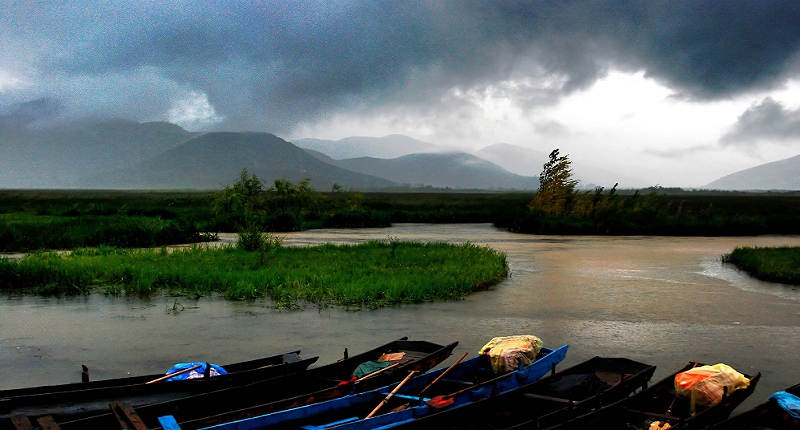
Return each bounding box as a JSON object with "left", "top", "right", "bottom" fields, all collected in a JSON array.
[
  {"left": 3, "top": 0, "right": 800, "bottom": 132},
  {"left": 721, "top": 97, "right": 800, "bottom": 145}
]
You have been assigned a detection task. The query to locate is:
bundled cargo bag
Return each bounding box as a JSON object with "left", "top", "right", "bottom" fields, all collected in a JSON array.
[
  {"left": 674, "top": 363, "right": 750, "bottom": 414},
  {"left": 479, "top": 335, "right": 543, "bottom": 373}
]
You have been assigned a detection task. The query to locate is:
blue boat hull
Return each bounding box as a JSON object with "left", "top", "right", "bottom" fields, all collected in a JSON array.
[{"left": 165, "top": 344, "right": 568, "bottom": 430}]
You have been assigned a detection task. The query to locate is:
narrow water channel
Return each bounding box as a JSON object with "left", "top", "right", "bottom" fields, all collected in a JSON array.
[{"left": 2, "top": 224, "right": 799, "bottom": 413}]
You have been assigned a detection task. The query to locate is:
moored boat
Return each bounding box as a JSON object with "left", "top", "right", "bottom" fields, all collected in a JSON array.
[
  {"left": 539, "top": 361, "right": 761, "bottom": 430},
  {"left": 159, "top": 342, "right": 570, "bottom": 430},
  {"left": 0, "top": 351, "right": 317, "bottom": 425},
  {"left": 53, "top": 338, "right": 457, "bottom": 430},
  {"left": 387, "top": 356, "right": 657, "bottom": 429}
]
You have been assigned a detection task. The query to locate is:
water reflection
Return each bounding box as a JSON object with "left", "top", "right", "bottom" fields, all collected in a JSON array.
[{"left": 2, "top": 224, "right": 799, "bottom": 413}]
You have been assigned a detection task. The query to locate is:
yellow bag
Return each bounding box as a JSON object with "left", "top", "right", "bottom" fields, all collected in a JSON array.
[
  {"left": 674, "top": 363, "right": 750, "bottom": 413},
  {"left": 479, "top": 335, "right": 543, "bottom": 373}
]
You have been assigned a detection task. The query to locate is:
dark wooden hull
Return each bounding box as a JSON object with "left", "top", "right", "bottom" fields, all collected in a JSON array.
[
  {"left": 391, "top": 356, "right": 657, "bottom": 430},
  {"left": 54, "top": 338, "right": 457, "bottom": 430},
  {"left": 173, "top": 345, "right": 569, "bottom": 430},
  {"left": 544, "top": 362, "right": 761, "bottom": 430},
  {"left": 710, "top": 382, "right": 800, "bottom": 430},
  {"left": 0, "top": 351, "right": 316, "bottom": 426}
]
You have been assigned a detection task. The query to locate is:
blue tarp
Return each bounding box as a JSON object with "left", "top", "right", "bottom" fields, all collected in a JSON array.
[
  {"left": 768, "top": 391, "right": 800, "bottom": 419},
  {"left": 165, "top": 362, "right": 228, "bottom": 381}
]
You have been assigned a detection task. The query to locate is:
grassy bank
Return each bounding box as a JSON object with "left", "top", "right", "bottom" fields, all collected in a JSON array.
[
  {"left": 722, "top": 246, "right": 800, "bottom": 285},
  {"left": 0, "top": 241, "right": 508, "bottom": 308}
]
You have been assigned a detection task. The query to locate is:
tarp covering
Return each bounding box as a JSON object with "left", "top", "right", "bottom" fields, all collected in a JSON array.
[
  {"left": 479, "top": 335, "right": 543, "bottom": 373},
  {"left": 769, "top": 391, "right": 800, "bottom": 419},
  {"left": 674, "top": 363, "right": 750, "bottom": 409},
  {"left": 165, "top": 362, "right": 228, "bottom": 381},
  {"left": 352, "top": 360, "right": 393, "bottom": 378}
]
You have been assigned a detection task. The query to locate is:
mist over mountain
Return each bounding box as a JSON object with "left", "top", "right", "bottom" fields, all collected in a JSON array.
[
  {"left": 703, "top": 153, "right": 800, "bottom": 190},
  {"left": 0, "top": 119, "right": 194, "bottom": 188},
  {"left": 293, "top": 135, "right": 439, "bottom": 160},
  {"left": 306, "top": 150, "right": 538, "bottom": 190},
  {"left": 81, "top": 132, "right": 397, "bottom": 190},
  {"left": 297, "top": 135, "right": 648, "bottom": 189}
]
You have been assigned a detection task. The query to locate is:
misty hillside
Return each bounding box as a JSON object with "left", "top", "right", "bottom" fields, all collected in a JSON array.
[
  {"left": 306, "top": 150, "right": 539, "bottom": 190},
  {"left": 293, "top": 135, "right": 438, "bottom": 160},
  {"left": 0, "top": 119, "right": 194, "bottom": 188},
  {"left": 703, "top": 153, "right": 800, "bottom": 190},
  {"left": 80, "top": 132, "right": 397, "bottom": 190}
]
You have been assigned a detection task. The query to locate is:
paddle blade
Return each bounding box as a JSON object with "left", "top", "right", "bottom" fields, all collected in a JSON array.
[
  {"left": 426, "top": 396, "right": 455, "bottom": 409},
  {"left": 338, "top": 376, "right": 357, "bottom": 386}
]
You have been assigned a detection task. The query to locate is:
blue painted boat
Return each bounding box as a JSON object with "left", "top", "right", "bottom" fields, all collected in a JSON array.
[{"left": 160, "top": 344, "right": 569, "bottom": 430}]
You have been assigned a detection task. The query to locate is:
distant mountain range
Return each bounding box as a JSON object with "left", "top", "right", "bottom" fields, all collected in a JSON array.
[
  {"left": 6, "top": 119, "right": 796, "bottom": 191},
  {"left": 305, "top": 150, "right": 538, "bottom": 190},
  {"left": 295, "top": 136, "right": 646, "bottom": 188},
  {"left": 80, "top": 132, "right": 396, "bottom": 190},
  {"left": 703, "top": 153, "right": 800, "bottom": 190},
  {"left": 293, "top": 135, "right": 437, "bottom": 160}
]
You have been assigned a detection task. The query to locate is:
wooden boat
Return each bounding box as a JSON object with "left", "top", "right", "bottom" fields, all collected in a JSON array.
[
  {"left": 51, "top": 338, "right": 457, "bottom": 430},
  {"left": 538, "top": 361, "right": 761, "bottom": 430},
  {"left": 0, "top": 351, "right": 317, "bottom": 425},
  {"left": 384, "top": 356, "right": 657, "bottom": 429},
  {"left": 157, "top": 344, "right": 569, "bottom": 430},
  {"left": 709, "top": 382, "right": 800, "bottom": 430}
]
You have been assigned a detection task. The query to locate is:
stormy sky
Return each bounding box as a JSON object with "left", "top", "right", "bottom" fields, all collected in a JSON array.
[{"left": 2, "top": 1, "right": 800, "bottom": 187}]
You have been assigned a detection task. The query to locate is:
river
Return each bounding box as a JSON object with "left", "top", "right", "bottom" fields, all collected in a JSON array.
[{"left": 2, "top": 223, "right": 799, "bottom": 413}]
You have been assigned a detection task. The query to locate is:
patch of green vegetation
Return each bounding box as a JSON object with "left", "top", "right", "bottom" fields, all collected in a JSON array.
[
  {"left": 722, "top": 246, "right": 800, "bottom": 285},
  {"left": 0, "top": 241, "right": 508, "bottom": 308},
  {"left": 0, "top": 213, "right": 215, "bottom": 252}
]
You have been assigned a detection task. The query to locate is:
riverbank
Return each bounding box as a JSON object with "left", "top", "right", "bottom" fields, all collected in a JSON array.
[
  {"left": 0, "top": 240, "right": 508, "bottom": 308},
  {"left": 3, "top": 225, "right": 799, "bottom": 413},
  {"left": 723, "top": 246, "right": 800, "bottom": 285}
]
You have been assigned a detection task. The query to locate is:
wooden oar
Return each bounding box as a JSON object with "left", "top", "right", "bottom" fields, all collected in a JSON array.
[
  {"left": 365, "top": 371, "right": 418, "bottom": 419},
  {"left": 419, "top": 352, "right": 468, "bottom": 396},
  {"left": 146, "top": 364, "right": 203, "bottom": 384}
]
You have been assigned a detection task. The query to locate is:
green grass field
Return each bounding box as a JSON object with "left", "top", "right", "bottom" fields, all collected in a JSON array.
[{"left": 0, "top": 241, "right": 509, "bottom": 308}]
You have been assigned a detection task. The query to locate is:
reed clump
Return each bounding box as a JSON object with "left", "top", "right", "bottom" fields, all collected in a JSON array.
[
  {"left": 722, "top": 246, "right": 800, "bottom": 285},
  {"left": 0, "top": 241, "right": 508, "bottom": 308}
]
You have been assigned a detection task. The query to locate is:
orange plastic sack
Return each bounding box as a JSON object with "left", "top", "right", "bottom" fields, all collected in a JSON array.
[
  {"left": 674, "top": 363, "right": 750, "bottom": 410},
  {"left": 479, "top": 335, "right": 543, "bottom": 373}
]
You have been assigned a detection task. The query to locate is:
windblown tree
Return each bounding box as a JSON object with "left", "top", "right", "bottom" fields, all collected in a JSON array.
[{"left": 529, "top": 149, "right": 579, "bottom": 217}]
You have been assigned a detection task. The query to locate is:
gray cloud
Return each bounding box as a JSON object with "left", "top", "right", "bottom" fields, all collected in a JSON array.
[
  {"left": 2, "top": 1, "right": 800, "bottom": 133},
  {"left": 721, "top": 97, "right": 800, "bottom": 145}
]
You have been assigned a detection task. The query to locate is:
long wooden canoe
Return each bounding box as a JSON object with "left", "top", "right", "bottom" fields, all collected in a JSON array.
[
  {"left": 709, "top": 382, "right": 800, "bottom": 430},
  {"left": 0, "top": 351, "right": 317, "bottom": 425},
  {"left": 52, "top": 338, "right": 457, "bottom": 430},
  {"left": 159, "top": 344, "right": 569, "bottom": 430},
  {"left": 541, "top": 361, "right": 761, "bottom": 430},
  {"left": 386, "top": 356, "right": 657, "bottom": 429}
]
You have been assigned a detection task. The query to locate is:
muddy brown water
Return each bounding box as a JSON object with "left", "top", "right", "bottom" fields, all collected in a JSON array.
[{"left": 2, "top": 224, "right": 799, "bottom": 413}]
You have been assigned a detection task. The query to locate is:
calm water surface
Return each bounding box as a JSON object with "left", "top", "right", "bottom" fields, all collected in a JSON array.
[{"left": 2, "top": 224, "right": 799, "bottom": 412}]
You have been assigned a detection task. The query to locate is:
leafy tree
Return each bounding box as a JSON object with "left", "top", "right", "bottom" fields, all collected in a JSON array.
[
  {"left": 213, "top": 169, "right": 265, "bottom": 219},
  {"left": 529, "top": 149, "right": 579, "bottom": 217}
]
